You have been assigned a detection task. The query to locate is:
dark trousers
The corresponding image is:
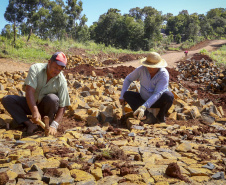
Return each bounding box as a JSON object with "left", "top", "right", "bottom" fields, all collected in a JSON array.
[
  {"left": 1, "top": 94, "right": 59, "bottom": 124},
  {"left": 123, "top": 91, "right": 174, "bottom": 122}
]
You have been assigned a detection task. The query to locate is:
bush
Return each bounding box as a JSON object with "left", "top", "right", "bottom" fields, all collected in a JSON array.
[
  {"left": 200, "top": 49, "right": 207, "bottom": 54},
  {"left": 175, "top": 34, "right": 181, "bottom": 44},
  {"left": 181, "top": 39, "right": 194, "bottom": 50}
]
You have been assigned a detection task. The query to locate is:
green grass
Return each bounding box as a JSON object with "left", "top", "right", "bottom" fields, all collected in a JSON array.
[
  {"left": 1, "top": 35, "right": 52, "bottom": 63},
  {"left": 8, "top": 47, "right": 49, "bottom": 63},
  {"left": 199, "top": 44, "right": 226, "bottom": 66},
  {"left": 0, "top": 34, "right": 149, "bottom": 63},
  {"left": 180, "top": 36, "right": 206, "bottom": 50},
  {"left": 167, "top": 47, "right": 180, "bottom": 51}
]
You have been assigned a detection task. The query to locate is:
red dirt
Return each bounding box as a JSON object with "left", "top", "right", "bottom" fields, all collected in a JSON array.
[{"left": 165, "top": 163, "right": 189, "bottom": 182}]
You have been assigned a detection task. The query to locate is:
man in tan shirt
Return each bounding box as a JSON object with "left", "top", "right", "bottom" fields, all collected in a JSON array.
[{"left": 2, "top": 52, "right": 70, "bottom": 135}]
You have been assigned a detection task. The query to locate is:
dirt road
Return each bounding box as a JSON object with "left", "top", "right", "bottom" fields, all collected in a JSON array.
[
  {"left": 0, "top": 58, "right": 32, "bottom": 73},
  {"left": 103, "top": 39, "right": 226, "bottom": 68},
  {"left": 0, "top": 39, "right": 225, "bottom": 72}
]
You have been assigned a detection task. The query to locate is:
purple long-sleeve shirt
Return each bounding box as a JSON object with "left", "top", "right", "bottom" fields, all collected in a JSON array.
[{"left": 120, "top": 66, "right": 169, "bottom": 108}]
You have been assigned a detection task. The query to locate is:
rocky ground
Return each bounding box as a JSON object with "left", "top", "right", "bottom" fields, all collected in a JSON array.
[{"left": 0, "top": 40, "right": 226, "bottom": 184}]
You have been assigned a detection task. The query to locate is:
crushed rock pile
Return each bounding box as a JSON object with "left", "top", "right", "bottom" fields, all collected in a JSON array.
[
  {"left": 176, "top": 54, "right": 226, "bottom": 93},
  {"left": 0, "top": 69, "right": 226, "bottom": 184},
  {"left": 66, "top": 55, "right": 122, "bottom": 69},
  {"left": 65, "top": 53, "right": 144, "bottom": 69}
]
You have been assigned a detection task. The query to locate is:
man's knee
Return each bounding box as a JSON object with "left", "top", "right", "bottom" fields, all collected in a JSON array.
[
  {"left": 2, "top": 95, "right": 16, "bottom": 107},
  {"left": 43, "top": 94, "right": 59, "bottom": 104},
  {"left": 1, "top": 96, "right": 8, "bottom": 106}
]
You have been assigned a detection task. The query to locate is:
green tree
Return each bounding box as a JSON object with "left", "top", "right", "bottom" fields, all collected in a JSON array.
[
  {"left": 1, "top": 24, "right": 14, "bottom": 39},
  {"left": 66, "top": 0, "right": 83, "bottom": 39},
  {"left": 4, "top": 0, "right": 25, "bottom": 46},
  {"left": 166, "top": 10, "right": 190, "bottom": 40},
  {"left": 89, "top": 23, "right": 98, "bottom": 40},
  {"left": 186, "top": 13, "right": 200, "bottom": 41},
  {"left": 129, "top": 7, "right": 142, "bottom": 20},
  {"left": 114, "top": 15, "right": 144, "bottom": 50},
  {"left": 30, "top": 6, "right": 50, "bottom": 39},
  {"left": 206, "top": 8, "right": 224, "bottom": 19},
  {"left": 48, "top": 2, "right": 68, "bottom": 40},
  {"left": 143, "top": 7, "right": 163, "bottom": 50},
  {"left": 21, "top": 0, "right": 44, "bottom": 41},
  {"left": 199, "top": 14, "right": 213, "bottom": 38},
  {"left": 206, "top": 8, "right": 226, "bottom": 37},
  {"left": 75, "top": 15, "right": 90, "bottom": 42},
  {"left": 175, "top": 33, "right": 181, "bottom": 44},
  {"left": 93, "top": 8, "right": 121, "bottom": 46},
  {"left": 164, "top": 13, "right": 173, "bottom": 21}
]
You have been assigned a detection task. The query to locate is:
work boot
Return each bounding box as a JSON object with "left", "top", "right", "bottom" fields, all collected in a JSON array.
[{"left": 142, "top": 112, "right": 158, "bottom": 124}]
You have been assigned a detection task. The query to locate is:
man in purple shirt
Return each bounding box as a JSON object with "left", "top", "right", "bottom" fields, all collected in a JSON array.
[{"left": 119, "top": 52, "right": 174, "bottom": 124}]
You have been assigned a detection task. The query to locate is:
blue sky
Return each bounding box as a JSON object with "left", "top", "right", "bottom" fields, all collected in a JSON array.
[{"left": 0, "top": 0, "right": 225, "bottom": 31}]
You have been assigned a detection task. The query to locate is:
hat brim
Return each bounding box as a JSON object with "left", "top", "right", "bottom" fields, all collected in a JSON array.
[
  {"left": 56, "top": 60, "right": 66, "bottom": 67},
  {"left": 140, "top": 57, "right": 167, "bottom": 68}
]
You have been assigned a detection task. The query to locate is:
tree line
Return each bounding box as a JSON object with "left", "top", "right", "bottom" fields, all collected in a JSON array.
[{"left": 2, "top": 0, "right": 226, "bottom": 51}]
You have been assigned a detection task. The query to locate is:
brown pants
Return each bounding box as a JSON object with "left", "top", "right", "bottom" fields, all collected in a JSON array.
[{"left": 1, "top": 94, "right": 59, "bottom": 125}]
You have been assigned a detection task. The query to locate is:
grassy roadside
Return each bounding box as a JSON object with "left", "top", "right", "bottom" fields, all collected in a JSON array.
[
  {"left": 200, "top": 45, "right": 226, "bottom": 66},
  {"left": 0, "top": 35, "right": 148, "bottom": 64},
  {"left": 0, "top": 35, "right": 225, "bottom": 67}
]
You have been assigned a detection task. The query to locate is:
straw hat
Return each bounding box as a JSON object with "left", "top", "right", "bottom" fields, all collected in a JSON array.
[{"left": 140, "top": 52, "right": 167, "bottom": 68}]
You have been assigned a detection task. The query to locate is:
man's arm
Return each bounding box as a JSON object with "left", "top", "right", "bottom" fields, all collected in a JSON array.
[
  {"left": 25, "top": 85, "right": 41, "bottom": 124},
  {"left": 54, "top": 107, "right": 65, "bottom": 123},
  {"left": 49, "top": 107, "right": 65, "bottom": 135}
]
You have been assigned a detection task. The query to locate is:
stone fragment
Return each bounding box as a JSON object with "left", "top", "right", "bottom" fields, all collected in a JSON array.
[
  {"left": 23, "top": 171, "right": 42, "bottom": 181},
  {"left": 99, "top": 105, "right": 114, "bottom": 123},
  {"left": 211, "top": 172, "right": 225, "bottom": 180},
  {"left": 176, "top": 143, "right": 192, "bottom": 152},
  {"left": 111, "top": 139, "right": 128, "bottom": 146},
  {"left": 124, "top": 174, "right": 143, "bottom": 183},
  {"left": 73, "top": 109, "right": 88, "bottom": 121},
  {"left": 220, "top": 146, "right": 226, "bottom": 156},
  {"left": 190, "top": 176, "right": 209, "bottom": 183},
  {"left": 190, "top": 106, "right": 201, "bottom": 118},
  {"left": 70, "top": 169, "right": 95, "bottom": 182},
  {"left": 91, "top": 71, "right": 96, "bottom": 77},
  {"left": 126, "top": 118, "right": 140, "bottom": 130},
  {"left": 46, "top": 168, "right": 74, "bottom": 184},
  {"left": 138, "top": 168, "right": 155, "bottom": 184},
  {"left": 4, "top": 163, "right": 25, "bottom": 179},
  {"left": 169, "top": 112, "right": 177, "bottom": 120},
  {"left": 215, "top": 117, "right": 226, "bottom": 124},
  {"left": 96, "top": 175, "right": 123, "bottom": 185},
  {"left": 202, "top": 162, "right": 215, "bottom": 170},
  {"left": 186, "top": 167, "right": 211, "bottom": 176},
  {"left": 17, "top": 179, "right": 43, "bottom": 185},
  {"left": 91, "top": 168, "right": 102, "bottom": 180},
  {"left": 86, "top": 116, "right": 99, "bottom": 127},
  {"left": 6, "top": 170, "right": 17, "bottom": 180}
]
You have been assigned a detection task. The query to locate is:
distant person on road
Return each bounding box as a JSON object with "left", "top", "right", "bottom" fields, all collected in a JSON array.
[
  {"left": 184, "top": 50, "right": 188, "bottom": 57},
  {"left": 119, "top": 52, "right": 174, "bottom": 124},
  {"left": 2, "top": 52, "right": 70, "bottom": 135}
]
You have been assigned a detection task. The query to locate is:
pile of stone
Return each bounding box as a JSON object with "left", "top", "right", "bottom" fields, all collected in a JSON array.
[
  {"left": 176, "top": 55, "right": 226, "bottom": 93},
  {"left": 65, "top": 71, "right": 225, "bottom": 125},
  {"left": 168, "top": 82, "right": 224, "bottom": 123},
  {"left": 66, "top": 55, "right": 122, "bottom": 69},
  {"left": 0, "top": 70, "right": 226, "bottom": 184},
  {"left": 0, "top": 70, "right": 224, "bottom": 128}
]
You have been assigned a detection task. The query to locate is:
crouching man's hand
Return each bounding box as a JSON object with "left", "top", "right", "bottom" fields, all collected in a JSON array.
[
  {"left": 49, "top": 120, "right": 59, "bottom": 136},
  {"left": 133, "top": 105, "right": 146, "bottom": 120}
]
